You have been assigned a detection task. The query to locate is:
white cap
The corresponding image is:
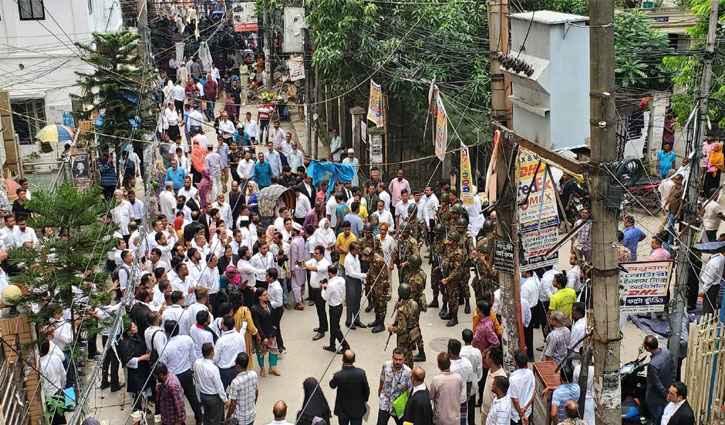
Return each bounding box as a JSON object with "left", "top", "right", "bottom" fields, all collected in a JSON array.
[
  {"left": 293, "top": 222, "right": 303, "bottom": 231},
  {"left": 240, "top": 216, "right": 249, "bottom": 221},
  {"left": 348, "top": 148, "right": 354, "bottom": 154}
]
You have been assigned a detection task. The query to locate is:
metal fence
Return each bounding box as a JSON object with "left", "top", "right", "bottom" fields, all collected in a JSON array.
[{"left": 0, "top": 334, "right": 30, "bottom": 425}]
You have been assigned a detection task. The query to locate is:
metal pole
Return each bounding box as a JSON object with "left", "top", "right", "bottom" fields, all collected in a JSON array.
[
  {"left": 669, "top": 0, "right": 719, "bottom": 364},
  {"left": 588, "top": 1, "right": 621, "bottom": 423}
]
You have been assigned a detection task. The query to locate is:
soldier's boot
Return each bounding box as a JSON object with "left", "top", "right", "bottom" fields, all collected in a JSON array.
[
  {"left": 458, "top": 294, "right": 465, "bottom": 305},
  {"left": 367, "top": 316, "right": 380, "bottom": 328},
  {"left": 446, "top": 312, "right": 458, "bottom": 327},
  {"left": 428, "top": 296, "right": 439, "bottom": 309},
  {"left": 365, "top": 294, "right": 374, "bottom": 312},
  {"left": 371, "top": 316, "right": 385, "bottom": 333},
  {"left": 464, "top": 298, "right": 471, "bottom": 314},
  {"left": 439, "top": 304, "right": 449, "bottom": 319},
  {"left": 412, "top": 347, "right": 426, "bottom": 362}
]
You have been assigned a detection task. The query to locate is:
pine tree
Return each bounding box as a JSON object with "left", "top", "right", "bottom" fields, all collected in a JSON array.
[{"left": 7, "top": 184, "right": 117, "bottom": 331}]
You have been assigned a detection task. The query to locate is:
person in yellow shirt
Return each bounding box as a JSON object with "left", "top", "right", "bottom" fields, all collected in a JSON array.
[
  {"left": 472, "top": 290, "right": 502, "bottom": 337},
  {"left": 335, "top": 221, "right": 357, "bottom": 275},
  {"left": 548, "top": 273, "right": 577, "bottom": 321}
]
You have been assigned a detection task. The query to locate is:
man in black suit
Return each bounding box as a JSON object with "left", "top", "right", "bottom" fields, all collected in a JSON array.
[
  {"left": 130, "top": 288, "right": 153, "bottom": 337},
  {"left": 662, "top": 382, "right": 695, "bottom": 425},
  {"left": 298, "top": 174, "right": 315, "bottom": 205},
  {"left": 329, "top": 349, "right": 370, "bottom": 425},
  {"left": 403, "top": 366, "right": 434, "bottom": 425}
]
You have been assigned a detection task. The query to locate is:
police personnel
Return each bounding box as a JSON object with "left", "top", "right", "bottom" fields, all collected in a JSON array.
[
  {"left": 406, "top": 255, "right": 427, "bottom": 362},
  {"left": 387, "top": 283, "right": 419, "bottom": 368},
  {"left": 364, "top": 247, "right": 389, "bottom": 333},
  {"left": 395, "top": 223, "right": 419, "bottom": 283},
  {"left": 429, "top": 224, "right": 448, "bottom": 313},
  {"left": 474, "top": 219, "right": 498, "bottom": 303},
  {"left": 455, "top": 217, "right": 474, "bottom": 314},
  {"left": 441, "top": 231, "right": 464, "bottom": 327},
  {"left": 359, "top": 223, "right": 376, "bottom": 313}
]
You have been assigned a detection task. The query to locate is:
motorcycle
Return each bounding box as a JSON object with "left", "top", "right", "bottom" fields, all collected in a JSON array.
[
  {"left": 620, "top": 347, "right": 649, "bottom": 424},
  {"left": 614, "top": 157, "right": 662, "bottom": 213}
]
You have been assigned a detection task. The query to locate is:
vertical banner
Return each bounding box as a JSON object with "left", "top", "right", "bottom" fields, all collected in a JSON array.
[
  {"left": 435, "top": 93, "right": 447, "bottom": 161},
  {"left": 175, "top": 42, "right": 185, "bottom": 64},
  {"left": 460, "top": 143, "right": 473, "bottom": 205},
  {"left": 367, "top": 80, "right": 383, "bottom": 127},
  {"left": 517, "top": 149, "right": 560, "bottom": 270},
  {"left": 370, "top": 134, "right": 384, "bottom": 164}
]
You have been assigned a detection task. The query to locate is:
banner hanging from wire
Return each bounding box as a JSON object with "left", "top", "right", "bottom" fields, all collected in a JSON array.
[
  {"left": 434, "top": 92, "right": 447, "bottom": 161},
  {"left": 367, "top": 80, "right": 383, "bottom": 127},
  {"left": 460, "top": 142, "right": 473, "bottom": 205}
]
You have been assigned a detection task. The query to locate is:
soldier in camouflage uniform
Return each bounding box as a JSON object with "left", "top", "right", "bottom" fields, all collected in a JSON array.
[
  {"left": 363, "top": 247, "right": 388, "bottom": 333},
  {"left": 441, "top": 231, "right": 464, "bottom": 327},
  {"left": 395, "top": 223, "right": 419, "bottom": 283},
  {"left": 359, "top": 223, "right": 377, "bottom": 313},
  {"left": 437, "top": 193, "right": 451, "bottom": 227},
  {"left": 429, "top": 224, "right": 448, "bottom": 314},
  {"left": 455, "top": 216, "right": 474, "bottom": 314},
  {"left": 448, "top": 204, "right": 465, "bottom": 234},
  {"left": 406, "top": 255, "right": 427, "bottom": 362},
  {"left": 473, "top": 219, "right": 498, "bottom": 304},
  {"left": 387, "top": 283, "right": 419, "bottom": 368},
  {"left": 407, "top": 204, "right": 426, "bottom": 249}
]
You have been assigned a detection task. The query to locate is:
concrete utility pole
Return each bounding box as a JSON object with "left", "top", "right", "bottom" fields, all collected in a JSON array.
[
  {"left": 668, "top": 0, "right": 720, "bottom": 362},
  {"left": 588, "top": 1, "right": 621, "bottom": 423},
  {"left": 488, "top": 0, "right": 522, "bottom": 367},
  {"left": 264, "top": 7, "right": 273, "bottom": 91}
]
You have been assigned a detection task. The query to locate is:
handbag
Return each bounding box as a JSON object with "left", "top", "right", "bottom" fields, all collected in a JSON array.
[{"left": 393, "top": 390, "right": 409, "bottom": 419}]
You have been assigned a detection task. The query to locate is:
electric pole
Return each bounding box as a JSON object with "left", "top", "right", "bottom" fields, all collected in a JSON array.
[
  {"left": 588, "top": 1, "right": 621, "bottom": 423},
  {"left": 668, "top": 0, "right": 720, "bottom": 362},
  {"left": 264, "top": 6, "right": 273, "bottom": 91},
  {"left": 488, "top": 0, "right": 523, "bottom": 368}
]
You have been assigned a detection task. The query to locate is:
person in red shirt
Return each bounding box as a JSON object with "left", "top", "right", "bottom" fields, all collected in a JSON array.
[
  {"left": 153, "top": 363, "right": 186, "bottom": 425},
  {"left": 257, "top": 100, "right": 274, "bottom": 143},
  {"left": 203, "top": 75, "right": 218, "bottom": 120}
]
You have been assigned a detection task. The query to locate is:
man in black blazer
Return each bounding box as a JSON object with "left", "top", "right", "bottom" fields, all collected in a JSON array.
[
  {"left": 329, "top": 350, "right": 370, "bottom": 425},
  {"left": 403, "top": 366, "right": 434, "bottom": 425},
  {"left": 297, "top": 174, "right": 315, "bottom": 205},
  {"left": 129, "top": 288, "right": 153, "bottom": 336},
  {"left": 662, "top": 382, "right": 695, "bottom": 425}
]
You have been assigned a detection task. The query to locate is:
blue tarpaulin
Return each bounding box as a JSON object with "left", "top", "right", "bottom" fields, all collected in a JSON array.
[{"left": 306, "top": 161, "right": 355, "bottom": 201}]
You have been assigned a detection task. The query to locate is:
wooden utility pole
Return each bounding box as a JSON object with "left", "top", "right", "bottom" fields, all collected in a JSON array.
[
  {"left": 488, "top": 0, "right": 522, "bottom": 367},
  {"left": 588, "top": 1, "right": 621, "bottom": 423},
  {"left": 669, "top": 0, "right": 720, "bottom": 362}
]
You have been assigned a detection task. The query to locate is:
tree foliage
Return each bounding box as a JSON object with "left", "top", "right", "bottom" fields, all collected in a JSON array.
[
  {"left": 664, "top": 0, "right": 725, "bottom": 128},
  {"left": 72, "top": 31, "right": 156, "bottom": 153},
  {"left": 8, "top": 184, "right": 117, "bottom": 329},
  {"left": 615, "top": 11, "right": 672, "bottom": 90}
]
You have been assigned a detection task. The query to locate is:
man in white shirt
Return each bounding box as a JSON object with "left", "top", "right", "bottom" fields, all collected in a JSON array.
[
  {"left": 329, "top": 128, "right": 342, "bottom": 161},
  {"left": 179, "top": 287, "right": 211, "bottom": 335},
  {"left": 662, "top": 382, "right": 694, "bottom": 425},
  {"left": 301, "top": 245, "right": 331, "bottom": 341},
  {"left": 343, "top": 242, "right": 367, "bottom": 329},
  {"left": 162, "top": 290, "right": 185, "bottom": 324},
  {"left": 294, "top": 186, "right": 312, "bottom": 224},
  {"left": 237, "top": 150, "right": 256, "bottom": 181},
  {"left": 268, "top": 400, "right": 296, "bottom": 425},
  {"left": 448, "top": 339, "right": 474, "bottom": 420},
  {"left": 195, "top": 342, "right": 228, "bottom": 425},
  {"left": 250, "top": 241, "right": 275, "bottom": 286},
  {"left": 266, "top": 142, "right": 283, "bottom": 176},
  {"left": 509, "top": 351, "right": 535, "bottom": 424},
  {"left": 12, "top": 216, "right": 38, "bottom": 247},
  {"left": 372, "top": 199, "right": 395, "bottom": 231},
  {"left": 287, "top": 141, "right": 305, "bottom": 174},
  {"left": 486, "top": 376, "right": 513, "bottom": 425},
  {"left": 460, "top": 329, "right": 483, "bottom": 425},
  {"left": 242, "top": 112, "right": 259, "bottom": 144},
  {"left": 159, "top": 182, "right": 177, "bottom": 219},
  {"left": 377, "top": 183, "right": 391, "bottom": 211},
  {"left": 326, "top": 192, "right": 340, "bottom": 229},
  {"left": 342, "top": 149, "right": 360, "bottom": 187},
  {"left": 189, "top": 309, "right": 215, "bottom": 359},
  {"left": 270, "top": 120, "right": 286, "bottom": 150},
  {"left": 215, "top": 316, "right": 248, "bottom": 388},
  {"left": 40, "top": 341, "right": 66, "bottom": 423},
  {"left": 569, "top": 302, "right": 587, "bottom": 358},
  {"left": 160, "top": 319, "right": 204, "bottom": 424},
  {"left": 112, "top": 189, "right": 134, "bottom": 237},
  {"left": 127, "top": 190, "right": 145, "bottom": 221},
  {"left": 218, "top": 111, "right": 236, "bottom": 142},
  {"left": 178, "top": 176, "right": 199, "bottom": 202},
  {"left": 394, "top": 189, "right": 413, "bottom": 230},
  {"left": 212, "top": 193, "right": 233, "bottom": 230},
  {"left": 702, "top": 195, "right": 725, "bottom": 242},
  {"left": 144, "top": 311, "right": 168, "bottom": 354},
  {"left": 321, "top": 264, "right": 349, "bottom": 353},
  {"left": 267, "top": 269, "right": 286, "bottom": 354}
]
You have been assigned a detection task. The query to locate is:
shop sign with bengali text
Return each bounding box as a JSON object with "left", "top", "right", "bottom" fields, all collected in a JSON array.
[{"left": 619, "top": 261, "right": 672, "bottom": 313}]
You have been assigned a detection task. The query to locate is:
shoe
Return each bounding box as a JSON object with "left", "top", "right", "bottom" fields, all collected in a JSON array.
[
  {"left": 294, "top": 304, "right": 304, "bottom": 311},
  {"left": 323, "top": 345, "right": 337, "bottom": 352},
  {"left": 464, "top": 299, "right": 471, "bottom": 314},
  {"left": 428, "top": 298, "right": 439, "bottom": 309},
  {"left": 345, "top": 322, "right": 352, "bottom": 328},
  {"left": 308, "top": 300, "right": 315, "bottom": 306},
  {"left": 353, "top": 321, "right": 367, "bottom": 329},
  {"left": 349, "top": 324, "right": 357, "bottom": 330},
  {"left": 100, "top": 382, "right": 110, "bottom": 390},
  {"left": 283, "top": 304, "right": 292, "bottom": 310},
  {"left": 110, "top": 383, "right": 125, "bottom": 392},
  {"left": 446, "top": 316, "right": 458, "bottom": 327},
  {"left": 412, "top": 349, "right": 426, "bottom": 362},
  {"left": 440, "top": 312, "right": 452, "bottom": 320},
  {"left": 372, "top": 324, "right": 385, "bottom": 333},
  {"left": 278, "top": 347, "right": 287, "bottom": 356},
  {"left": 459, "top": 297, "right": 465, "bottom": 305},
  {"left": 365, "top": 304, "right": 373, "bottom": 313},
  {"left": 260, "top": 367, "right": 266, "bottom": 377},
  {"left": 268, "top": 367, "right": 281, "bottom": 376},
  {"left": 536, "top": 346, "right": 544, "bottom": 352},
  {"left": 314, "top": 327, "right": 320, "bottom": 332},
  {"left": 312, "top": 332, "right": 325, "bottom": 341},
  {"left": 439, "top": 305, "right": 449, "bottom": 317}
]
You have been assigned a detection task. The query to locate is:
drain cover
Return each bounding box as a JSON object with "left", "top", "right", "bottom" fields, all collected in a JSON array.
[{"left": 429, "top": 337, "right": 451, "bottom": 353}]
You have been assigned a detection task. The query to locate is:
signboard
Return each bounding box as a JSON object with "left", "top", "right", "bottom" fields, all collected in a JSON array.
[
  {"left": 360, "top": 122, "right": 367, "bottom": 143},
  {"left": 370, "top": 134, "right": 383, "bottom": 164},
  {"left": 71, "top": 153, "right": 91, "bottom": 189},
  {"left": 233, "top": 3, "right": 258, "bottom": 32},
  {"left": 288, "top": 56, "right": 305, "bottom": 81},
  {"left": 493, "top": 239, "right": 515, "bottom": 274},
  {"left": 619, "top": 261, "right": 672, "bottom": 313},
  {"left": 434, "top": 93, "right": 447, "bottom": 161},
  {"left": 460, "top": 143, "right": 473, "bottom": 205},
  {"left": 517, "top": 148, "right": 559, "bottom": 270},
  {"left": 367, "top": 80, "right": 383, "bottom": 127},
  {"left": 63, "top": 112, "right": 74, "bottom": 127},
  {"left": 283, "top": 6, "right": 305, "bottom": 53}
]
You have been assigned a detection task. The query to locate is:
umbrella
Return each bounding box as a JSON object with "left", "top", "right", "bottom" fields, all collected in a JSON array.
[
  {"left": 36, "top": 125, "right": 75, "bottom": 143},
  {"left": 5, "top": 179, "right": 19, "bottom": 198}
]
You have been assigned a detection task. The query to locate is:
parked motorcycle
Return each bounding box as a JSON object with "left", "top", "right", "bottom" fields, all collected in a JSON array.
[
  {"left": 614, "top": 157, "right": 662, "bottom": 213},
  {"left": 621, "top": 347, "right": 649, "bottom": 424}
]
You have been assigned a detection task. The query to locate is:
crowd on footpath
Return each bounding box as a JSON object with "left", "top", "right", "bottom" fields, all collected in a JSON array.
[{"left": 0, "top": 66, "right": 706, "bottom": 425}]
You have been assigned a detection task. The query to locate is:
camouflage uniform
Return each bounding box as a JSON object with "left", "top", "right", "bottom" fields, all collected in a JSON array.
[
  {"left": 408, "top": 216, "right": 426, "bottom": 246},
  {"left": 359, "top": 234, "right": 376, "bottom": 306},
  {"left": 442, "top": 245, "right": 464, "bottom": 314},
  {"left": 437, "top": 204, "right": 450, "bottom": 228},
  {"left": 431, "top": 233, "right": 447, "bottom": 304},
  {"left": 409, "top": 269, "right": 427, "bottom": 350},
  {"left": 473, "top": 234, "right": 498, "bottom": 302},
  {"left": 458, "top": 232, "right": 474, "bottom": 299},
  {"left": 391, "top": 299, "right": 419, "bottom": 368},
  {"left": 396, "top": 236, "right": 419, "bottom": 283},
  {"left": 367, "top": 253, "right": 389, "bottom": 318}
]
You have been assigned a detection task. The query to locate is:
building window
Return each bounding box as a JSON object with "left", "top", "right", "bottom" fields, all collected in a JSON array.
[
  {"left": 12, "top": 99, "right": 46, "bottom": 145},
  {"left": 18, "top": 0, "right": 45, "bottom": 20}
]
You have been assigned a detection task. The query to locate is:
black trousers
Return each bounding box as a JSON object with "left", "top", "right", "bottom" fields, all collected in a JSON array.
[
  {"left": 703, "top": 284, "right": 722, "bottom": 316},
  {"left": 345, "top": 276, "right": 362, "bottom": 325},
  {"left": 177, "top": 369, "right": 203, "bottom": 424},
  {"left": 467, "top": 393, "right": 477, "bottom": 425},
  {"left": 200, "top": 392, "right": 224, "bottom": 425},
  {"left": 87, "top": 333, "right": 98, "bottom": 359},
  {"left": 376, "top": 409, "right": 403, "bottom": 425},
  {"left": 272, "top": 306, "right": 285, "bottom": 349},
  {"left": 311, "top": 288, "right": 328, "bottom": 332},
  {"left": 427, "top": 219, "right": 435, "bottom": 246},
  {"left": 219, "top": 366, "right": 238, "bottom": 390},
  {"left": 329, "top": 304, "right": 349, "bottom": 349},
  {"left": 524, "top": 321, "right": 535, "bottom": 360},
  {"left": 101, "top": 335, "right": 119, "bottom": 385}
]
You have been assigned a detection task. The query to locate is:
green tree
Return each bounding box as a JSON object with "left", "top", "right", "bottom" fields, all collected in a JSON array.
[
  {"left": 664, "top": 0, "right": 725, "bottom": 127},
  {"left": 72, "top": 31, "right": 156, "bottom": 156},
  {"left": 517, "top": 0, "right": 588, "bottom": 14},
  {"left": 615, "top": 11, "right": 672, "bottom": 90},
  {"left": 7, "top": 184, "right": 116, "bottom": 330}
]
